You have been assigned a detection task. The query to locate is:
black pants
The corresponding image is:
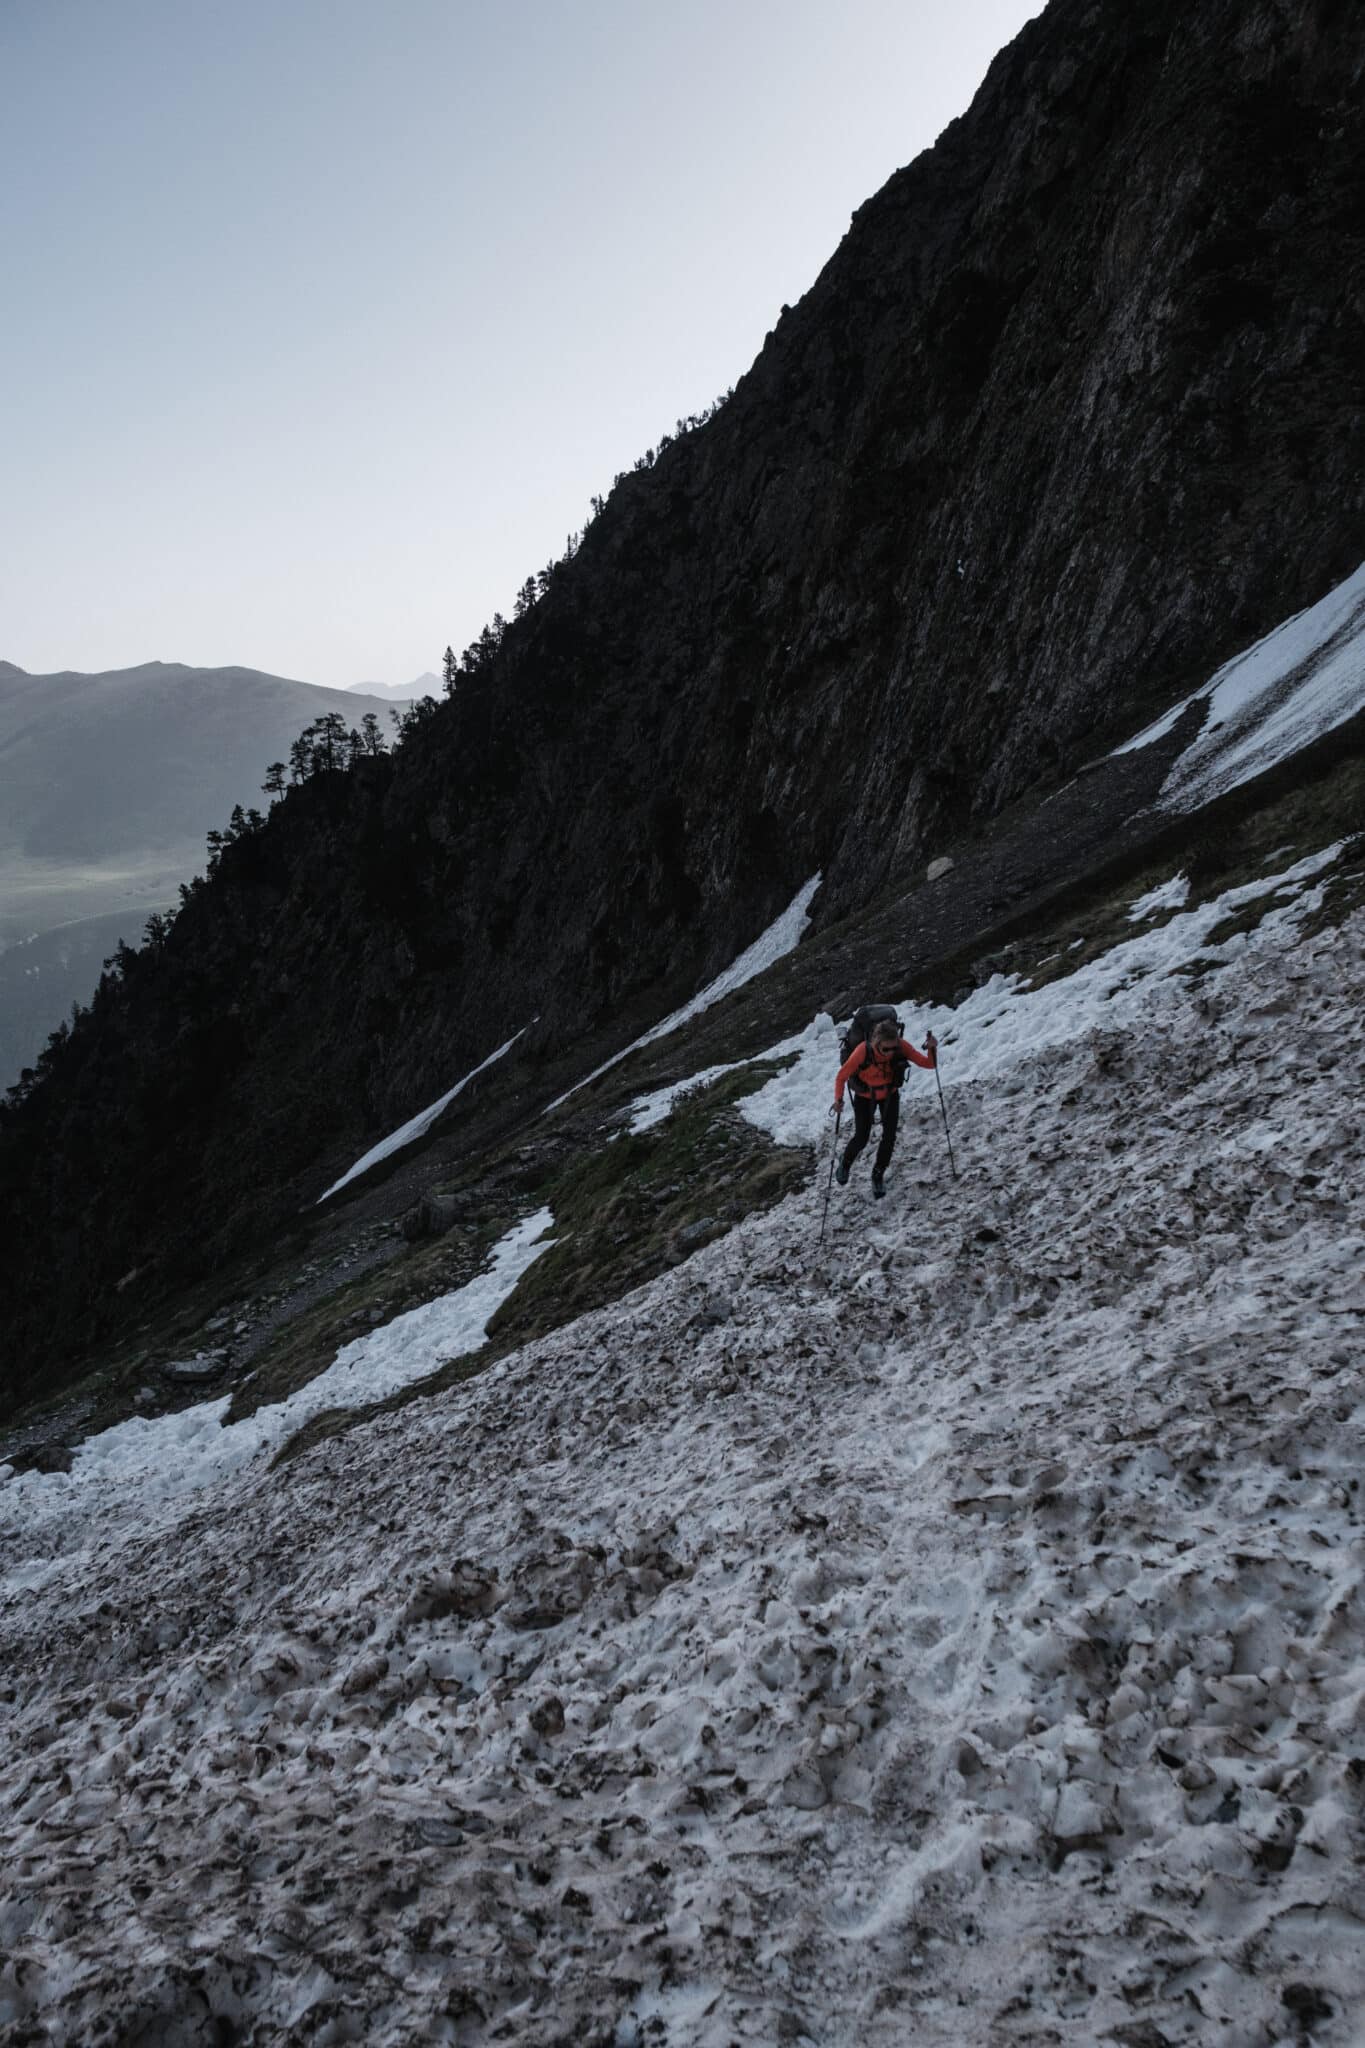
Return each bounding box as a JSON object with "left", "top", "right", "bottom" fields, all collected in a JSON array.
[{"left": 842, "top": 1090, "right": 899, "bottom": 1176}]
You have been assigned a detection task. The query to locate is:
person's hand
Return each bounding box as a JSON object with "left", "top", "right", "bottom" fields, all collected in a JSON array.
[
  {"left": 828, "top": 1100, "right": 841, "bottom": 1119},
  {"left": 925, "top": 1030, "right": 938, "bottom": 1058}
]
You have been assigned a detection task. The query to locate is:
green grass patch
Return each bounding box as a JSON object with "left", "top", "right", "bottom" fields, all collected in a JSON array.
[{"left": 486, "top": 1056, "right": 801, "bottom": 1350}]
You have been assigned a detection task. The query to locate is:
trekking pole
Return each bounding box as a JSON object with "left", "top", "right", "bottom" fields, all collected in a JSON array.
[
  {"left": 819, "top": 1102, "right": 843, "bottom": 1243},
  {"left": 932, "top": 1047, "right": 959, "bottom": 1182}
]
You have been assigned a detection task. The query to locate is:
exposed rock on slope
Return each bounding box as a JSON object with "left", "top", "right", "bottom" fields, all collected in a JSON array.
[{"left": 2, "top": 0, "right": 1363, "bottom": 1395}]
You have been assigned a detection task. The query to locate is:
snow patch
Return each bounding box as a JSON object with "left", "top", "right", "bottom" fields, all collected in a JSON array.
[
  {"left": 1111, "top": 561, "right": 1365, "bottom": 807},
  {"left": 741, "top": 843, "right": 1346, "bottom": 1146},
  {"left": 1110, "top": 693, "right": 1190, "bottom": 756},
  {"left": 0, "top": 1207, "right": 554, "bottom": 1598},
  {"left": 545, "top": 872, "right": 821, "bottom": 1113},
  {"left": 627, "top": 1061, "right": 743, "bottom": 1133},
  {"left": 1126, "top": 872, "right": 1190, "bottom": 921},
  {"left": 318, "top": 1025, "right": 530, "bottom": 1200}
]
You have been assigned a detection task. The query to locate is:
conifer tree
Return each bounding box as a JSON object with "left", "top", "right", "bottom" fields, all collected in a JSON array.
[
  {"left": 391, "top": 694, "right": 439, "bottom": 743},
  {"left": 311, "top": 712, "right": 349, "bottom": 771},
  {"left": 442, "top": 645, "right": 458, "bottom": 695}
]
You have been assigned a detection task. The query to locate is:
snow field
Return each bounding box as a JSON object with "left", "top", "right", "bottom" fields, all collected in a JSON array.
[
  {"left": 0, "top": 1208, "right": 556, "bottom": 1600},
  {"left": 1113, "top": 559, "right": 1365, "bottom": 811},
  {"left": 1, "top": 883, "right": 1363, "bottom": 2044},
  {"left": 742, "top": 841, "right": 1348, "bottom": 1145}
]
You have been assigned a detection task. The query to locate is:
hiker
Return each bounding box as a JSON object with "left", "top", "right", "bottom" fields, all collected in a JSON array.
[{"left": 832, "top": 1012, "right": 937, "bottom": 1198}]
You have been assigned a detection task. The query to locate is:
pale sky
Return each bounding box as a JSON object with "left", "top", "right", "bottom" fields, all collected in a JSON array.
[{"left": 2, "top": 0, "right": 1041, "bottom": 689}]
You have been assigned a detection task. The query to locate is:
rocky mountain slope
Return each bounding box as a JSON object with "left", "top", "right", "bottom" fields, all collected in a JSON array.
[
  {"left": 2, "top": 3, "right": 1364, "bottom": 2036},
  {"left": 2, "top": 0, "right": 1363, "bottom": 1401},
  {"left": 3, "top": 823, "right": 1362, "bottom": 2044}
]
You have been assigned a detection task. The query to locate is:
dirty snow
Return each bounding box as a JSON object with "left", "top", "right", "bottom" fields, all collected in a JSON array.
[
  {"left": 546, "top": 872, "right": 821, "bottom": 1113},
  {"left": 318, "top": 1026, "right": 531, "bottom": 1202},
  {"left": 0, "top": 1208, "right": 554, "bottom": 1601},
  {"left": 628, "top": 1061, "right": 745, "bottom": 1134},
  {"left": 1113, "top": 561, "right": 1365, "bottom": 809},
  {"left": 742, "top": 844, "right": 1347, "bottom": 1146},
  {"left": 1126, "top": 873, "right": 1190, "bottom": 922},
  {"left": 3, "top": 870, "right": 1365, "bottom": 2043}
]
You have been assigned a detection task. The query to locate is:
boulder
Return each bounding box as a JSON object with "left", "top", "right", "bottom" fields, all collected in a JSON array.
[
  {"left": 159, "top": 1351, "right": 229, "bottom": 1387},
  {"left": 25, "top": 1443, "right": 74, "bottom": 1475},
  {"left": 400, "top": 1192, "right": 463, "bottom": 1241}
]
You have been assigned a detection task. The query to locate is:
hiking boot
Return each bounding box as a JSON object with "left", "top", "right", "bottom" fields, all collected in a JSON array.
[
  {"left": 871, "top": 1171, "right": 886, "bottom": 1199},
  {"left": 835, "top": 1159, "right": 850, "bottom": 1186}
]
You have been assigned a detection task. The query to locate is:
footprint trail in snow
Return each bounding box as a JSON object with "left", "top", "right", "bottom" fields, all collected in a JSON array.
[{"left": 1, "top": 896, "right": 1363, "bottom": 2045}]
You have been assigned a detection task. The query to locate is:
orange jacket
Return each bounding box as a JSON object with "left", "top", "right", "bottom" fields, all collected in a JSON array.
[{"left": 834, "top": 1036, "right": 935, "bottom": 1105}]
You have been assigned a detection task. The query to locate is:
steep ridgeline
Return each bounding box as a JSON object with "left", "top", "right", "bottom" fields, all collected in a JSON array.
[{"left": 3, "top": 0, "right": 1363, "bottom": 1402}]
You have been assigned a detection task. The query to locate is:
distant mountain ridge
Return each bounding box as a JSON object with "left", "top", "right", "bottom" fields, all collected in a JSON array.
[
  {"left": 0, "top": 659, "right": 415, "bottom": 1085},
  {"left": 0, "top": 659, "right": 408, "bottom": 866},
  {"left": 346, "top": 673, "right": 436, "bottom": 701}
]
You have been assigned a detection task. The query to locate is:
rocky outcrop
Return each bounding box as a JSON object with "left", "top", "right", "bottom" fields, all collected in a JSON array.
[{"left": 2, "top": 0, "right": 1363, "bottom": 1403}]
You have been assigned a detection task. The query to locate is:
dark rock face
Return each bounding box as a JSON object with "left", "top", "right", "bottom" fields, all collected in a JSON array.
[{"left": 2, "top": 0, "right": 1363, "bottom": 1402}]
